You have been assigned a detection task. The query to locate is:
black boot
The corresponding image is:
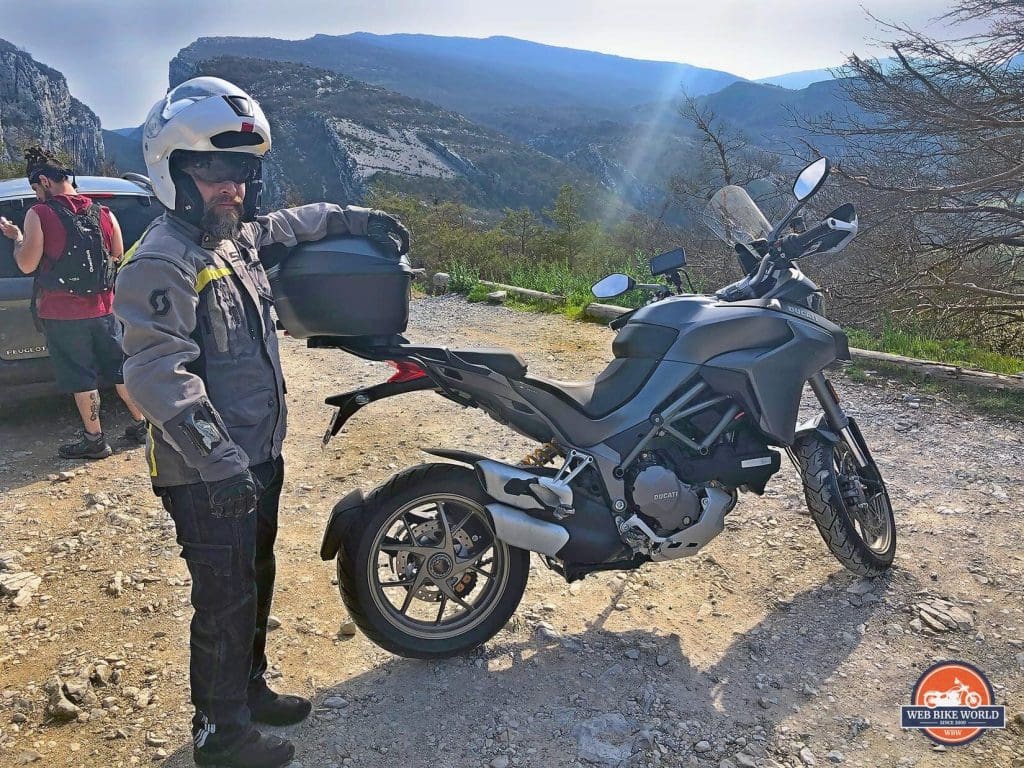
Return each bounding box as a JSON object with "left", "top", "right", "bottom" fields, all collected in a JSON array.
[
  {"left": 58, "top": 431, "right": 112, "bottom": 460},
  {"left": 194, "top": 728, "right": 294, "bottom": 768},
  {"left": 122, "top": 417, "right": 148, "bottom": 445},
  {"left": 248, "top": 682, "right": 312, "bottom": 726}
]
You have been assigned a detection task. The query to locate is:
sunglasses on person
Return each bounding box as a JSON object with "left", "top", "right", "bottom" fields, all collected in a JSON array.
[{"left": 183, "top": 154, "right": 260, "bottom": 184}]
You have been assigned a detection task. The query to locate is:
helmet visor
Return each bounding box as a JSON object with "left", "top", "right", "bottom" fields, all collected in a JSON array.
[{"left": 179, "top": 152, "right": 260, "bottom": 184}]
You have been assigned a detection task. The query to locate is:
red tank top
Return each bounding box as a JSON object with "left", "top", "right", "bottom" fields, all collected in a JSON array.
[{"left": 34, "top": 194, "right": 116, "bottom": 320}]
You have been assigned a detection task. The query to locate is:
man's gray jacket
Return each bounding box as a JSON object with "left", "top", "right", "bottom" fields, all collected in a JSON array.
[{"left": 114, "top": 204, "right": 371, "bottom": 487}]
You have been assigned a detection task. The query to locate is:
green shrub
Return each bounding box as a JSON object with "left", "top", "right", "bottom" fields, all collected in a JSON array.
[{"left": 446, "top": 259, "right": 480, "bottom": 294}]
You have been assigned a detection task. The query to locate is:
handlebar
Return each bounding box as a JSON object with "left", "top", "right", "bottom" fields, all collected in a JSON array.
[{"left": 780, "top": 220, "right": 833, "bottom": 259}]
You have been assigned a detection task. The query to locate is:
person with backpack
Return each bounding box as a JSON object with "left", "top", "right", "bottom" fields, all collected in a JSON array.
[{"left": 0, "top": 146, "right": 148, "bottom": 458}]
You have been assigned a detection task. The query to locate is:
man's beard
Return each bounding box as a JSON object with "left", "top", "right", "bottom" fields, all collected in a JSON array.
[{"left": 200, "top": 203, "right": 243, "bottom": 239}]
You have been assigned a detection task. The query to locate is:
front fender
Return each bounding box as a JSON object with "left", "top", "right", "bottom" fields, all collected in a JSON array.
[
  {"left": 793, "top": 413, "right": 840, "bottom": 445},
  {"left": 320, "top": 488, "right": 365, "bottom": 561}
]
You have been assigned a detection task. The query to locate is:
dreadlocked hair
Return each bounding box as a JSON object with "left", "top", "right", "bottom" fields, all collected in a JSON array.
[{"left": 24, "top": 145, "right": 70, "bottom": 182}]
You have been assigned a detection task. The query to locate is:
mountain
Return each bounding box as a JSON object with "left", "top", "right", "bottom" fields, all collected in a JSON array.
[
  {"left": 171, "top": 33, "right": 744, "bottom": 141},
  {"left": 756, "top": 67, "right": 838, "bottom": 89},
  {"left": 0, "top": 38, "right": 104, "bottom": 172},
  {"left": 101, "top": 128, "right": 146, "bottom": 175},
  {"left": 164, "top": 55, "right": 622, "bottom": 215}
]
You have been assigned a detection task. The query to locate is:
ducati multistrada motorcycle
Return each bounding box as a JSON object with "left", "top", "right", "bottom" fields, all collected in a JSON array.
[{"left": 316, "top": 157, "right": 896, "bottom": 658}]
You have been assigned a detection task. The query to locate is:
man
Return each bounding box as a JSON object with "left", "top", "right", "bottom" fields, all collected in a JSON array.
[
  {"left": 0, "top": 146, "right": 148, "bottom": 458},
  {"left": 113, "top": 77, "right": 410, "bottom": 768}
]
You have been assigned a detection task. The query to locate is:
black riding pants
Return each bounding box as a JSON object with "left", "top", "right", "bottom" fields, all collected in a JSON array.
[{"left": 158, "top": 456, "right": 283, "bottom": 742}]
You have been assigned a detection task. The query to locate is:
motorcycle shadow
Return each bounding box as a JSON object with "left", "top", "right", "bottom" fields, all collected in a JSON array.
[{"left": 162, "top": 575, "right": 886, "bottom": 767}]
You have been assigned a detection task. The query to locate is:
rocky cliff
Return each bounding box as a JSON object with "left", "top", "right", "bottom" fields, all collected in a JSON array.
[
  {"left": 0, "top": 39, "right": 104, "bottom": 173},
  {"left": 167, "top": 55, "right": 619, "bottom": 214}
]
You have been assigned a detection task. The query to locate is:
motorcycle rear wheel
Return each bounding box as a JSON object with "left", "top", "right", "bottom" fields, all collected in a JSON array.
[
  {"left": 336, "top": 463, "right": 530, "bottom": 658},
  {"left": 793, "top": 431, "right": 896, "bottom": 576}
]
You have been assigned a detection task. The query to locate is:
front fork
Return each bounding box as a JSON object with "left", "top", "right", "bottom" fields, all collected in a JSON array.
[{"left": 807, "top": 371, "right": 869, "bottom": 469}]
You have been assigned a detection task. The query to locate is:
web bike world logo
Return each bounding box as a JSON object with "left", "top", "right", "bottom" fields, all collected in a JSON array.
[{"left": 901, "top": 661, "right": 1006, "bottom": 745}]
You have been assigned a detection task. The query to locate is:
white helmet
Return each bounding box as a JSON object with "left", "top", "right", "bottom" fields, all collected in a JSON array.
[{"left": 142, "top": 77, "right": 271, "bottom": 222}]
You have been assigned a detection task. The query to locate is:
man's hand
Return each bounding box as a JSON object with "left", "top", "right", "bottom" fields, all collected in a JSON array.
[
  {"left": 366, "top": 211, "right": 411, "bottom": 256},
  {"left": 206, "top": 471, "right": 259, "bottom": 518},
  {"left": 0, "top": 216, "right": 23, "bottom": 242}
]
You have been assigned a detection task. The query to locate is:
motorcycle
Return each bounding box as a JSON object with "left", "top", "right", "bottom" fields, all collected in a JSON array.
[
  {"left": 316, "top": 156, "right": 896, "bottom": 658},
  {"left": 923, "top": 679, "right": 984, "bottom": 708}
]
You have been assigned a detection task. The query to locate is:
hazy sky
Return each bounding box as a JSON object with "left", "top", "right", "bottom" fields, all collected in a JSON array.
[{"left": 1, "top": 0, "right": 967, "bottom": 128}]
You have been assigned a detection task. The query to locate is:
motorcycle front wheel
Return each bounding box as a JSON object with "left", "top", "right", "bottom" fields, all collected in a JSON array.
[
  {"left": 793, "top": 429, "right": 896, "bottom": 576},
  {"left": 336, "top": 463, "right": 530, "bottom": 658}
]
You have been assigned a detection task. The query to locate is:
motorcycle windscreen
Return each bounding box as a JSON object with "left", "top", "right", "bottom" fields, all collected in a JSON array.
[{"left": 702, "top": 186, "right": 772, "bottom": 246}]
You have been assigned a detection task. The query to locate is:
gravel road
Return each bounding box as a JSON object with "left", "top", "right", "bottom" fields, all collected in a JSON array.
[{"left": 1, "top": 295, "right": 1022, "bottom": 768}]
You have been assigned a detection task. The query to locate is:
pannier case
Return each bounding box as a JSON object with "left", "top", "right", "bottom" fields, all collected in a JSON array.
[{"left": 268, "top": 235, "right": 413, "bottom": 338}]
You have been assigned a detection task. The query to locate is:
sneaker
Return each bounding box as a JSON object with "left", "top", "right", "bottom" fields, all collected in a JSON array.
[
  {"left": 122, "top": 418, "right": 148, "bottom": 445},
  {"left": 58, "top": 432, "right": 112, "bottom": 460},
  {"left": 194, "top": 728, "right": 294, "bottom": 768}
]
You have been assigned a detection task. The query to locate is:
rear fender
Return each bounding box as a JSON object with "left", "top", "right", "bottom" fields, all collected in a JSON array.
[
  {"left": 319, "top": 488, "right": 365, "bottom": 561},
  {"left": 323, "top": 376, "right": 436, "bottom": 446}
]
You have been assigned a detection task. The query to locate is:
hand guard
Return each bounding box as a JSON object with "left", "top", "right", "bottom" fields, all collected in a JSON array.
[
  {"left": 366, "top": 211, "right": 411, "bottom": 256},
  {"left": 206, "top": 471, "right": 258, "bottom": 518}
]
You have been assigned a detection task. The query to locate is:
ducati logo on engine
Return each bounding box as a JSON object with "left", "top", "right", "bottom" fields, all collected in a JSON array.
[{"left": 653, "top": 492, "right": 679, "bottom": 501}]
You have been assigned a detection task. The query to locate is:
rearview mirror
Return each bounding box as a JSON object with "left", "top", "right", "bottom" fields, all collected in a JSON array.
[
  {"left": 793, "top": 157, "right": 830, "bottom": 202},
  {"left": 591, "top": 273, "right": 635, "bottom": 299}
]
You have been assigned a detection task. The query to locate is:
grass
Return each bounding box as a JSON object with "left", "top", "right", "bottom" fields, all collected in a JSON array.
[{"left": 846, "top": 326, "right": 1024, "bottom": 376}]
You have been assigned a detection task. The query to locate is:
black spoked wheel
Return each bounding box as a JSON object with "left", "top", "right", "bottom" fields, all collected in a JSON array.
[
  {"left": 337, "top": 464, "right": 530, "bottom": 658},
  {"left": 794, "top": 431, "right": 896, "bottom": 576}
]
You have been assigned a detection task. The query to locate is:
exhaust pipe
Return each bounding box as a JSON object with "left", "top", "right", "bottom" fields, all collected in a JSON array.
[{"left": 486, "top": 503, "right": 569, "bottom": 557}]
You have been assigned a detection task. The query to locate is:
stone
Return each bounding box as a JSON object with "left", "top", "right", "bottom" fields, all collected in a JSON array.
[
  {"left": 734, "top": 753, "right": 758, "bottom": 768},
  {"left": 17, "top": 751, "right": 42, "bottom": 765},
  {"left": 490, "top": 757, "right": 510, "bottom": 768},
  {"left": 267, "top": 615, "right": 282, "bottom": 630},
  {"left": 107, "top": 572, "right": 125, "bottom": 598},
  {"left": 91, "top": 663, "right": 112, "bottom": 686},
  {"left": 799, "top": 747, "right": 817, "bottom": 766},
  {"left": 338, "top": 620, "right": 358, "bottom": 637},
  {"left": 572, "top": 712, "right": 634, "bottom": 766},
  {"left": 64, "top": 678, "right": 99, "bottom": 708},
  {"left": 145, "top": 733, "right": 167, "bottom": 747},
  {"left": 694, "top": 740, "right": 713, "bottom": 753},
  {"left": 916, "top": 598, "right": 973, "bottom": 632},
  {"left": 0, "top": 550, "right": 20, "bottom": 570},
  {"left": 536, "top": 622, "right": 561, "bottom": 641},
  {"left": 845, "top": 578, "right": 876, "bottom": 595},
  {"left": 43, "top": 677, "right": 81, "bottom": 721},
  {"left": 323, "top": 696, "right": 348, "bottom": 709},
  {"left": 826, "top": 751, "right": 845, "bottom": 764},
  {"left": 486, "top": 291, "right": 508, "bottom": 304},
  {"left": 656, "top": 655, "right": 669, "bottom": 667},
  {"left": 432, "top": 272, "right": 450, "bottom": 294},
  {"left": 0, "top": 571, "right": 41, "bottom": 608}
]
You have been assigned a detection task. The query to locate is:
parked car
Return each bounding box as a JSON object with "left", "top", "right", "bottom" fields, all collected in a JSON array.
[{"left": 0, "top": 174, "right": 160, "bottom": 400}]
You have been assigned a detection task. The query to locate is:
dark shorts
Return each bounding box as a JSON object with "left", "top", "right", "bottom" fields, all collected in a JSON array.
[{"left": 43, "top": 314, "right": 125, "bottom": 394}]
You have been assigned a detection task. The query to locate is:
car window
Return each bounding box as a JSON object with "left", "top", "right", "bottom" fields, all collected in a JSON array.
[{"left": 0, "top": 193, "right": 160, "bottom": 278}]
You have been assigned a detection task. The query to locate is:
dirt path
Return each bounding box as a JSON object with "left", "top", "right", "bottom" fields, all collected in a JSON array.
[{"left": 1, "top": 295, "right": 1022, "bottom": 768}]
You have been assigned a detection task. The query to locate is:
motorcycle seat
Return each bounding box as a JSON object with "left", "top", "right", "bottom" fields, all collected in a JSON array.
[
  {"left": 451, "top": 347, "right": 528, "bottom": 380},
  {"left": 522, "top": 359, "right": 655, "bottom": 419}
]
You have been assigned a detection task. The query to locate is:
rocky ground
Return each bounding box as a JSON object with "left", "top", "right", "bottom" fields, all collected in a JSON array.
[{"left": 1, "top": 295, "right": 1022, "bottom": 768}]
